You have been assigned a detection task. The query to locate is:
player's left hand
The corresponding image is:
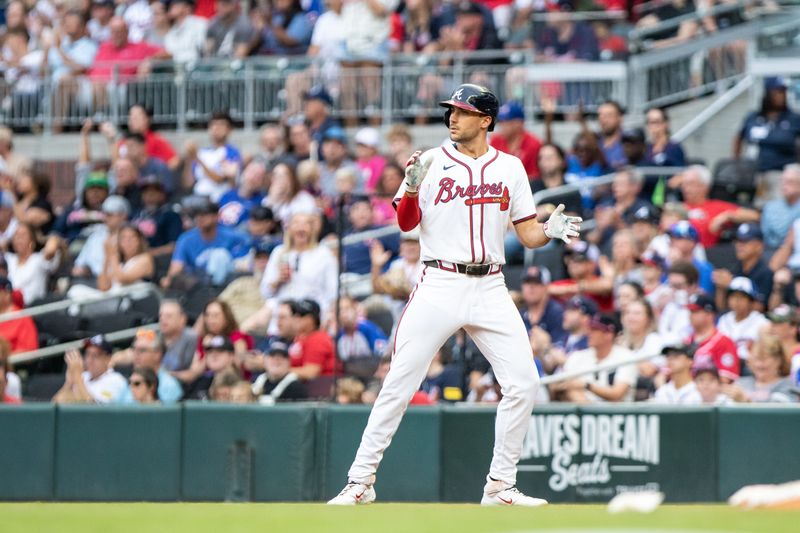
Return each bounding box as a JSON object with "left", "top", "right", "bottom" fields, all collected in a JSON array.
[
  {"left": 404, "top": 150, "right": 433, "bottom": 193},
  {"left": 543, "top": 204, "right": 582, "bottom": 244}
]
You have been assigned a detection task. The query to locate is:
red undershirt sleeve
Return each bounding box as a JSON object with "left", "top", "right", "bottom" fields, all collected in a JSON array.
[{"left": 396, "top": 193, "right": 421, "bottom": 231}]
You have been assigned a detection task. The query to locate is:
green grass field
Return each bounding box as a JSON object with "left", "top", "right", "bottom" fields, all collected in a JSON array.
[{"left": 2, "top": 503, "right": 799, "bottom": 533}]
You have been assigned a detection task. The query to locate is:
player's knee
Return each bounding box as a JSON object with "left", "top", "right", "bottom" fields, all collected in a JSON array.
[{"left": 503, "top": 372, "right": 538, "bottom": 402}]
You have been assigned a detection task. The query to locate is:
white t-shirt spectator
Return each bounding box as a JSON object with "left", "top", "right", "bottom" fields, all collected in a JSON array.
[
  {"left": 717, "top": 310, "right": 769, "bottom": 361},
  {"left": 260, "top": 244, "right": 338, "bottom": 316},
  {"left": 652, "top": 380, "right": 700, "bottom": 404},
  {"left": 193, "top": 144, "right": 243, "bottom": 201},
  {"left": 340, "top": 0, "right": 398, "bottom": 55},
  {"left": 165, "top": 15, "right": 208, "bottom": 62},
  {"left": 88, "top": 19, "right": 112, "bottom": 44},
  {"left": 563, "top": 345, "right": 639, "bottom": 402},
  {"left": 311, "top": 8, "right": 345, "bottom": 60},
  {"left": 655, "top": 299, "right": 692, "bottom": 347},
  {"left": 6, "top": 251, "right": 60, "bottom": 304},
  {"left": 627, "top": 331, "right": 666, "bottom": 368},
  {"left": 82, "top": 369, "right": 128, "bottom": 404},
  {"left": 263, "top": 191, "right": 318, "bottom": 228},
  {"left": 123, "top": 0, "right": 154, "bottom": 43}
]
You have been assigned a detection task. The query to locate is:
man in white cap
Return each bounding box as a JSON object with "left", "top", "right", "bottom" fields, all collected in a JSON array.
[{"left": 71, "top": 195, "right": 131, "bottom": 278}]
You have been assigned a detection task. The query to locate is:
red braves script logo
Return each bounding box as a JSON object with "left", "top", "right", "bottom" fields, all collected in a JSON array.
[{"left": 435, "top": 178, "right": 510, "bottom": 211}]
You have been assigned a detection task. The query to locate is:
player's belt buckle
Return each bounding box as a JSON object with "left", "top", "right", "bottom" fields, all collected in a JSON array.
[{"left": 464, "top": 264, "right": 490, "bottom": 277}]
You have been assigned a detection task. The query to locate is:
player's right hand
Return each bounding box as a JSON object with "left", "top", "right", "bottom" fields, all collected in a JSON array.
[{"left": 404, "top": 150, "right": 432, "bottom": 193}]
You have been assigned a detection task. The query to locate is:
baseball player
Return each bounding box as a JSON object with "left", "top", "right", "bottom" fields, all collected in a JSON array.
[{"left": 328, "top": 84, "right": 582, "bottom": 506}]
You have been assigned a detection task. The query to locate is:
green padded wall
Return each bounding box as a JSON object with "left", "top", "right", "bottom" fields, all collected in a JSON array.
[
  {"left": 54, "top": 405, "right": 182, "bottom": 500},
  {"left": 181, "top": 403, "right": 316, "bottom": 501},
  {"left": 0, "top": 404, "right": 56, "bottom": 500}
]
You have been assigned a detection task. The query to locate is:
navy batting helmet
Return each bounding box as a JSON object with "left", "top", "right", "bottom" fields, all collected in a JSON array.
[{"left": 439, "top": 84, "right": 500, "bottom": 132}]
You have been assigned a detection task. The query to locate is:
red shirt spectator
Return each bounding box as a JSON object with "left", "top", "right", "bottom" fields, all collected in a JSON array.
[
  {"left": 490, "top": 101, "right": 541, "bottom": 178},
  {"left": 290, "top": 330, "right": 337, "bottom": 377},
  {"left": 685, "top": 199, "right": 738, "bottom": 248},
  {"left": 119, "top": 130, "right": 176, "bottom": 164},
  {"left": 195, "top": 0, "right": 216, "bottom": 19},
  {"left": 89, "top": 17, "right": 162, "bottom": 81},
  {"left": 0, "top": 277, "right": 38, "bottom": 353},
  {"left": 688, "top": 329, "right": 740, "bottom": 382},
  {"left": 550, "top": 278, "right": 615, "bottom": 313}
]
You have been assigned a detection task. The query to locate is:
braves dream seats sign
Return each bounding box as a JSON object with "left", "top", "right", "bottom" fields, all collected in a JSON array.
[{"left": 520, "top": 414, "right": 661, "bottom": 498}]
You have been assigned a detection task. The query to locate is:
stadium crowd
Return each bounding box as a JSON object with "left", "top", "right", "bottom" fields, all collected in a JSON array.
[{"left": 0, "top": 62, "right": 799, "bottom": 407}]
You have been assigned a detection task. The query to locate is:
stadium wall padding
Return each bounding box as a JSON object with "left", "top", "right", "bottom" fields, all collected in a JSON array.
[{"left": 0, "top": 404, "right": 797, "bottom": 502}]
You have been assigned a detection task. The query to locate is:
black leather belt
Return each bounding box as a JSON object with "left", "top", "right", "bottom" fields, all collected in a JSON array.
[{"left": 423, "top": 260, "right": 501, "bottom": 277}]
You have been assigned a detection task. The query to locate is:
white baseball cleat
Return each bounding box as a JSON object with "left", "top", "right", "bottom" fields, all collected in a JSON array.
[
  {"left": 481, "top": 481, "right": 548, "bottom": 507},
  {"left": 327, "top": 482, "right": 377, "bottom": 505}
]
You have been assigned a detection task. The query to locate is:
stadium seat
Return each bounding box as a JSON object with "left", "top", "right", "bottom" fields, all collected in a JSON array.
[
  {"left": 34, "top": 313, "right": 88, "bottom": 346},
  {"left": 22, "top": 373, "right": 65, "bottom": 402},
  {"left": 711, "top": 158, "right": 757, "bottom": 205},
  {"left": 84, "top": 311, "right": 148, "bottom": 336}
]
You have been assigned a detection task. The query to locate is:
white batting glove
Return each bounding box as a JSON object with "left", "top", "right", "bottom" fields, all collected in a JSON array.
[
  {"left": 543, "top": 204, "right": 582, "bottom": 244},
  {"left": 404, "top": 150, "right": 432, "bottom": 194}
]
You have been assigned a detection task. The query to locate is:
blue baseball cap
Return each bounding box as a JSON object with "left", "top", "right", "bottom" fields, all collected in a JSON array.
[
  {"left": 322, "top": 126, "right": 348, "bottom": 144},
  {"left": 669, "top": 221, "right": 699, "bottom": 242},
  {"left": 566, "top": 295, "right": 598, "bottom": 316},
  {"left": 497, "top": 101, "right": 525, "bottom": 122},
  {"left": 764, "top": 76, "right": 789, "bottom": 92},
  {"left": 735, "top": 222, "right": 763, "bottom": 242},
  {"left": 304, "top": 85, "right": 333, "bottom": 107}
]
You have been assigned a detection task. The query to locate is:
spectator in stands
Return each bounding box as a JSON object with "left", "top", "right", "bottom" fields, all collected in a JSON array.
[
  {"left": 713, "top": 222, "right": 773, "bottom": 310},
  {"left": 6, "top": 223, "right": 60, "bottom": 304},
  {"left": 370, "top": 228, "right": 423, "bottom": 316},
  {"left": 284, "top": 117, "right": 313, "bottom": 165},
  {"left": 608, "top": 229, "right": 645, "bottom": 292},
  {"left": 207, "top": 369, "right": 240, "bottom": 401},
  {"left": 218, "top": 161, "right": 267, "bottom": 229},
  {"left": 372, "top": 163, "right": 403, "bottom": 226},
  {"left": 128, "top": 366, "right": 159, "bottom": 403},
  {"left": 734, "top": 77, "right": 800, "bottom": 200},
  {"left": 41, "top": 9, "right": 98, "bottom": 121},
  {"left": 89, "top": 17, "right": 162, "bottom": 82},
  {"left": 109, "top": 104, "right": 178, "bottom": 168},
  {"left": 303, "top": 86, "right": 339, "bottom": 150},
  {"left": 252, "top": 340, "right": 308, "bottom": 403},
  {"left": 124, "top": 132, "right": 175, "bottom": 193},
  {"left": 768, "top": 304, "right": 800, "bottom": 363},
  {"left": 556, "top": 314, "right": 638, "bottom": 403},
  {"left": 631, "top": 204, "right": 661, "bottom": 257},
  {"left": 678, "top": 164, "right": 759, "bottom": 248},
  {"left": 489, "top": 101, "right": 541, "bottom": 179},
  {"left": 620, "top": 297, "right": 665, "bottom": 388},
  {"left": 589, "top": 168, "right": 653, "bottom": 250},
  {"left": 399, "top": 0, "right": 435, "bottom": 52},
  {"left": 162, "top": 199, "right": 249, "bottom": 287},
  {"left": 621, "top": 128, "right": 647, "bottom": 167},
  {"left": 122, "top": 0, "right": 155, "bottom": 43},
  {"left": 117, "top": 328, "right": 183, "bottom": 403},
  {"left": 336, "top": 0, "right": 398, "bottom": 126},
  {"left": 144, "top": 0, "right": 170, "bottom": 45},
  {"left": 131, "top": 176, "right": 182, "bottom": 257},
  {"left": 644, "top": 107, "right": 686, "bottom": 168},
  {"left": 723, "top": 334, "right": 795, "bottom": 402},
  {"left": 761, "top": 164, "right": 800, "bottom": 254},
  {"left": 0, "top": 126, "right": 31, "bottom": 181},
  {"left": 667, "top": 221, "right": 714, "bottom": 294},
  {"left": 0, "top": 276, "right": 37, "bottom": 353},
  {"left": 542, "top": 295, "right": 596, "bottom": 374},
  {"left": 4, "top": 170, "right": 53, "bottom": 235},
  {"left": 549, "top": 240, "right": 613, "bottom": 313},
  {"left": 288, "top": 298, "right": 336, "bottom": 380},
  {"left": 531, "top": 143, "right": 583, "bottom": 217},
  {"left": 595, "top": 100, "right": 626, "bottom": 170},
  {"left": 71, "top": 195, "right": 130, "bottom": 279},
  {"left": 263, "top": 161, "right": 317, "bottom": 228},
  {"left": 53, "top": 173, "right": 109, "bottom": 243},
  {"left": 149, "top": 300, "right": 196, "bottom": 374},
  {"left": 252, "top": 123, "right": 286, "bottom": 170},
  {"left": 204, "top": 0, "right": 254, "bottom": 58},
  {"left": 0, "top": 338, "right": 20, "bottom": 404},
  {"left": 645, "top": 203, "right": 695, "bottom": 262},
  {"left": 692, "top": 363, "right": 732, "bottom": 405},
  {"left": 386, "top": 124, "right": 414, "bottom": 169},
  {"left": 185, "top": 335, "right": 241, "bottom": 399},
  {"left": 519, "top": 266, "right": 565, "bottom": 343},
  {"left": 636, "top": 0, "right": 700, "bottom": 49},
  {"left": 53, "top": 335, "right": 127, "bottom": 404},
  {"left": 718, "top": 277, "right": 769, "bottom": 364},
  {"left": 343, "top": 196, "right": 399, "bottom": 274},
  {"left": 106, "top": 157, "right": 142, "bottom": 214},
  {"left": 421, "top": 344, "right": 463, "bottom": 403},
  {"left": 653, "top": 261, "right": 699, "bottom": 345},
  {"left": 161, "top": 0, "right": 207, "bottom": 62},
  {"left": 184, "top": 111, "right": 242, "bottom": 201},
  {"left": 89, "top": 0, "right": 115, "bottom": 43},
  {"left": 194, "top": 298, "right": 254, "bottom": 362},
  {"left": 565, "top": 131, "right": 609, "bottom": 184},
  {"left": 97, "top": 224, "right": 155, "bottom": 290},
  {"left": 0, "top": 193, "right": 15, "bottom": 247},
  {"left": 319, "top": 127, "right": 357, "bottom": 197},
  {"left": 652, "top": 343, "right": 699, "bottom": 404},
  {"left": 336, "top": 295, "right": 388, "bottom": 361},
  {"left": 251, "top": 0, "right": 312, "bottom": 55},
  {"left": 534, "top": 7, "right": 599, "bottom": 63},
  {"left": 253, "top": 212, "right": 337, "bottom": 331},
  {"left": 354, "top": 128, "right": 386, "bottom": 193},
  {"left": 335, "top": 377, "right": 364, "bottom": 403},
  {"left": 687, "top": 292, "right": 740, "bottom": 382},
  {"left": 616, "top": 280, "right": 646, "bottom": 313}
]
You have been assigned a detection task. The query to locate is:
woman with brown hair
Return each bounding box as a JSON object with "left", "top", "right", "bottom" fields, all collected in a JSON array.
[
  {"left": 128, "top": 366, "right": 159, "bottom": 404},
  {"left": 196, "top": 298, "right": 254, "bottom": 359},
  {"left": 724, "top": 334, "right": 796, "bottom": 403},
  {"left": 96, "top": 224, "right": 155, "bottom": 291},
  {"left": 263, "top": 162, "right": 317, "bottom": 228}
]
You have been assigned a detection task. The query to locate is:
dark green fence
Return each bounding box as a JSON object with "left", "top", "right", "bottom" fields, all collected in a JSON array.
[{"left": 0, "top": 403, "right": 797, "bottom": 502}]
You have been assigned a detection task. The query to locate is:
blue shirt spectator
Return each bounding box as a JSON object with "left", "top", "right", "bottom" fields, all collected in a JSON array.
[
  {"left": 645, "top": 142, "right": 686, "bottom": 167},
  {"left": 259, "top": 0, "right": 313, "bottom": 55},
  {"left": 45, "top": 11, "right": 98, "bottom": 82},
  {"left": 536, "top": 20, "right": 599, "bottom": 62},
  {"left": 218, "top": 161, "right": 268, "bottom": 228},
  {"left": 761, "top": 165, "right": 800, "bottom": 251},
  {"left": 338, "top": 319, "right": 388, "bottom": 361},
  {"left": 117, "top": 368, "right": 183, "bottom": 404}
]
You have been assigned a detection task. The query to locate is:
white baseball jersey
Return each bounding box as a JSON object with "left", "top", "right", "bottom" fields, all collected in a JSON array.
[
  {"left": 717, "top": 310, "right": 769, "bottom": 360},
  {"left": 394, "top": 143, "right": 537, "bottom": 265}
]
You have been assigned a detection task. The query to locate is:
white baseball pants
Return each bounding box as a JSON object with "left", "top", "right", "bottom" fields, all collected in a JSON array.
[{"left": 347, "top": 265, "right": 539, "bottom": 486}]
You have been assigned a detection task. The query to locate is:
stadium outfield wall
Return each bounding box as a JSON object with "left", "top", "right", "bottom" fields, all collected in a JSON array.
[{"left": 1, "top": 404, "right": 797, "bottom": 503}]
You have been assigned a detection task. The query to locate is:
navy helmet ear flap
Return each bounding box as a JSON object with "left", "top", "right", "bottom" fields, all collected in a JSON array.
[{"left": 443, "top": 108, "right": 452, "bottom": 128}]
